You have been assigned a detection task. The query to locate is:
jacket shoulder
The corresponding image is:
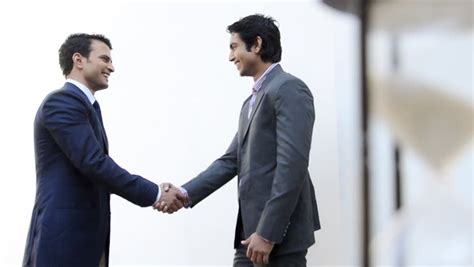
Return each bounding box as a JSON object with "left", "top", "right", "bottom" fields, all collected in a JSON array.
[
  {"left": 41, "top": 84, "right": 89, "bottom": 110},
  {"left": 36, "top": 84, "right": 91, "bottom": 124},
  {"left": 266, "top": 70, "right": 311, "bottom": 98}
]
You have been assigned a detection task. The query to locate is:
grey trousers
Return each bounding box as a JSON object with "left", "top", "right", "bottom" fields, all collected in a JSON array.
[{"left": 233, "top": 245, "right": 307, "bottom": 267}]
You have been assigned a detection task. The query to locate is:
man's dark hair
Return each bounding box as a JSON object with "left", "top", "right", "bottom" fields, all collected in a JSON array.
[
  {"left": 58, "top": 33, "right": 112, "bottom": 76},
  {"left": 227, "top": 14, "right": 282, "bottom": 63}
]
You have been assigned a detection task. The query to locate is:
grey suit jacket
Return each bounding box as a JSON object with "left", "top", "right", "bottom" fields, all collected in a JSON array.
[{"left": 182, "top": 65, "right": 320, "bottom": 255}]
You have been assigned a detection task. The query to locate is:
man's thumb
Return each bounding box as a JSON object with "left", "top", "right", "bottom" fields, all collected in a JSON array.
[
  {"left": 163, "top": 183, "right": 171, "bottom": 192},
  {"left": 241, "top": 237, "right": 250, "bottom": 245}
]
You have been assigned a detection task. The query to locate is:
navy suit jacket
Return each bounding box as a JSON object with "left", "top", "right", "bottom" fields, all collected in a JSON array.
[{"left": 23, "top": 82, "right": 159, "bottom": 267}]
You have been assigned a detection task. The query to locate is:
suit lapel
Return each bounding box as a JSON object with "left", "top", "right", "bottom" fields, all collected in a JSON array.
[
  {"left": 240, "top": 89, "right": 266, "bottom": 144},
  {"left": 94, "top": 111, "right": 109, "bottom": 154},
  {"left": 239, "top": 65, "right": 283, "bottom": 146},
  {"left": 238, "top": 98, "right": 251, "bottom": 145},
  {"left": 65, "top": 83, "right": 109, "bottom": 154}
]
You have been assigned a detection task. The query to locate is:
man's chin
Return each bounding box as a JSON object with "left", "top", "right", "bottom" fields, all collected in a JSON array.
[
  {"left": 95, "top": 84, "right": 109, "bottom": 92},
  {"left": 239, "top": 70, "right": 249, "bottom": 77}
]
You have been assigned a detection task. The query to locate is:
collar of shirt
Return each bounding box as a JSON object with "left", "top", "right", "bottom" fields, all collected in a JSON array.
[
  {"left": 253, "top": 63, "right": 279, "bottom": 93},
  {"left": 66, "top": 79, "right": 96, "bottom": 105}
]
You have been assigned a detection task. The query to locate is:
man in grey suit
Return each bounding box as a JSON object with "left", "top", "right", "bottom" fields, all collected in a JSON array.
[{"left": 159, "top": 14, "right": 320, "bottom": 266}]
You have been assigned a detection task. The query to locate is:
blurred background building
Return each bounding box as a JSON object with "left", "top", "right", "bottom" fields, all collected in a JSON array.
[{"left": 323, "top": 0, "right": 473, "bottom": 266}]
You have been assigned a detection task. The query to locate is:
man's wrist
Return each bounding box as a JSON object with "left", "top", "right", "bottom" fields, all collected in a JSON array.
[
  {"left": 179, "top": 186, "right": 191, "bottom": 208},
  {"left": 257, "top": 233, "right": 274, "bottom": 245},
  {"left": 153, "top": 184, "right": 162, "bottom": 207}
]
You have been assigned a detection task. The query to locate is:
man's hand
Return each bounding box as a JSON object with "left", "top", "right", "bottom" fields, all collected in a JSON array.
[
  {"left": 241, "top": 233, "right": 274, "bottom": 265},
  {"left": 153, "top": 183, "right": 188, "bottom": 214}
]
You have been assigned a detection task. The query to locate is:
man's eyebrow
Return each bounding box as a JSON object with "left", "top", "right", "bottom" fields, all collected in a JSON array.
[{"left": 100, "top": 55, "right": 111, "bottom": 61}]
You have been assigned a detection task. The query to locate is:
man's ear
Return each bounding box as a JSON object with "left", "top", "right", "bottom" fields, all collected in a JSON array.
[
  {"left": 252, "top": 36, "right": 263, "bottom": 54},
  {"left": 72, "top": 52, "right": 84, "bottom": 70}
]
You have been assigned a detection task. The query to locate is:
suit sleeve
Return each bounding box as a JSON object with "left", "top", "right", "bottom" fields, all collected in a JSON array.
[
  {"left": 181, "top": 133, "right": 238, "bottom": 206},
  {"left": 41, "top": 91, "right": 159, "bottom": 207},
  {"left": 256, "top": 79, "right": 315, "bottom": 243}
]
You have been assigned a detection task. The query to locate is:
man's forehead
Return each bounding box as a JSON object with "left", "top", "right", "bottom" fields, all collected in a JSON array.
[
  {"left": 90, "top": 40, "right": 111, "bottom": 53},
  {"left": 229, "top": 33, "right": 242, "bottom": 42}
]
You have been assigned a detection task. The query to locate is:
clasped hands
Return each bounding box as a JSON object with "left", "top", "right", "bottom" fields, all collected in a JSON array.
[{"left": 153, "top": 183, "right": 188, "bottom": 214}]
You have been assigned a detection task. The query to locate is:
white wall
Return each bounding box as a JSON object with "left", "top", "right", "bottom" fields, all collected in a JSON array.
[{"left": 0, "top": 1, "right": 353, "bottom": 266}]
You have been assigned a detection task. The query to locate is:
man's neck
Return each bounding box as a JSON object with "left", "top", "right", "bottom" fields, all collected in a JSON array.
[
  {"left": 66, "top": 74, "right": 95, "bottom": 95},
  {"left": 253, "top": 62, "right": 273, "bottom": 82}
]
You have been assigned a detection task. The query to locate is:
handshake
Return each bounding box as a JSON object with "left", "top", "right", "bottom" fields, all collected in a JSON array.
[{"left": 153, "top": 183, "right": 189, "bottom": 214}]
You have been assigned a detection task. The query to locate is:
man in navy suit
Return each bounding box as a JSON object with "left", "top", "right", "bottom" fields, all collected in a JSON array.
[{"left": 23, "top": 33, "right": 186, "bottom": 267}]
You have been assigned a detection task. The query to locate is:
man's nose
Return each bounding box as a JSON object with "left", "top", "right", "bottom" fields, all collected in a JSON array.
[{"left": 108, "top": 63, "right": 115, "bottom": 73}]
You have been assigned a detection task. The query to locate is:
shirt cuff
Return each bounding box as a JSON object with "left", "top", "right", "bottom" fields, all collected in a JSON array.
[
  {"left": 153, "top": 184, "right": 162, "bottom": 207},
  {"left": 179, "top": 187, "right": 191, "bottom": 208},
  {"left": 261, "top": 236, "right": 275, "bottom": 245}
]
